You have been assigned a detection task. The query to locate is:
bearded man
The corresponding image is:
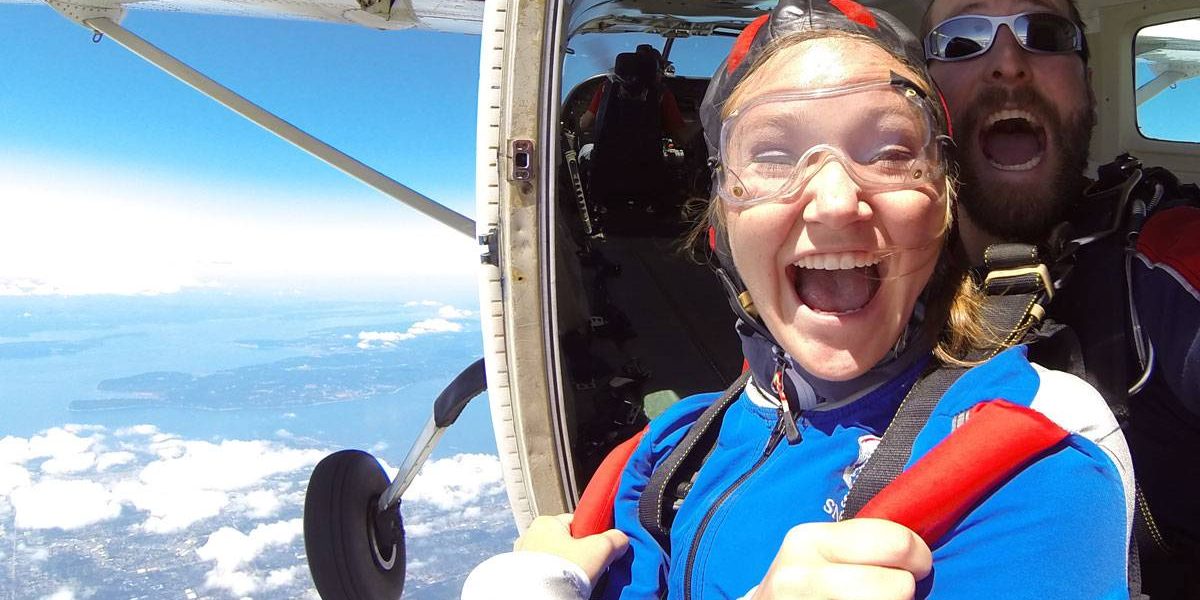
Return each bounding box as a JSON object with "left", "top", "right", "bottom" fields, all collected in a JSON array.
[{"left": 922, "top": 0, "right": 1200, "bottom": 597}]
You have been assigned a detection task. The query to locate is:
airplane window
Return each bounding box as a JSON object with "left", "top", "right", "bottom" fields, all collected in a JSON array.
[
  {"left": 563, "top": 32, "right": 734, "bottom": 94},
  {"left": 1134, "top": 17, "right": 1200, "bottom": 143},
  {"left": 1, "top": 8, "right": 510, "bottom": 598}
]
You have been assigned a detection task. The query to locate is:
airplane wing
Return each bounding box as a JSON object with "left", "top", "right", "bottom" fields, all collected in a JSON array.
[
  {"left": 1134, "top": 18, "right": 1200, "bottom": 106},
  {"left": 3, "top": 0, "right": 484, "bottom": 32}
]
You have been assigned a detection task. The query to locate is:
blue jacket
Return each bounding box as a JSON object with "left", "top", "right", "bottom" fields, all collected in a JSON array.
[{"left": 601, "top": 347, "right": 1133, "bottom": 599}]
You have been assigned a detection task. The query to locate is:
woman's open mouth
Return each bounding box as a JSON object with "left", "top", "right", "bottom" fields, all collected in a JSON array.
[{"left": 789, "top": 252, "right": 881, "bottom": 315}]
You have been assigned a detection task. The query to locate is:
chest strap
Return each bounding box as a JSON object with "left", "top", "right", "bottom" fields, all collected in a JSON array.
[
  {"left": 978, "top": 243, "right": 1056, "bottom": 356},
  {"left": 842, "top": 367, "right": 965, "bottom": 519},
  {"left": 636, "top": 371, "right": 751, "bottom": 553}
]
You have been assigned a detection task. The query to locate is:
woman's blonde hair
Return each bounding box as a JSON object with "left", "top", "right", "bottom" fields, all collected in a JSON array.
[{"left": 689, "top": 29, "right": 1002, "bottom": 366}]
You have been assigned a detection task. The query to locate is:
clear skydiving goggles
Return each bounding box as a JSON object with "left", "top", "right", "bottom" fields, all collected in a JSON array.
[
  {"left": 924, "top": 12, "right": 1083, "bottom": 62},
  {"left": 714, "top": 77, "right": 948, "bottom": 208}
]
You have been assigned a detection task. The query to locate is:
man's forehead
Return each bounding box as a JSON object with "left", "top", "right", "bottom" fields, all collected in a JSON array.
[{"left": 928, "top": 0, "right": 1070, "bottom": 24}]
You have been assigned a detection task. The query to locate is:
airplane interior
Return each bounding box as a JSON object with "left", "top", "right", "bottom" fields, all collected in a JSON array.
[{"left": 553, "top": 48, "right": 746, "bottom": 482}]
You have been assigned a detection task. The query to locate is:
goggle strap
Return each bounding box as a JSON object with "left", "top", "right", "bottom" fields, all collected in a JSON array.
[
  {"left": 888, "top": 72, "right": 952, "bottom": 137},
  {"left": 888, "top": 71, "right": 926, "bottom": 98}
]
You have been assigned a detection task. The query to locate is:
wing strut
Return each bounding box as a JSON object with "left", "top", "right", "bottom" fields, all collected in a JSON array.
[
  {"left": 1136, "top": 70, "right": 1189, "bottom": 106},
  {"left": 84, "top": 17, "right": 476, "bottom": 239}
]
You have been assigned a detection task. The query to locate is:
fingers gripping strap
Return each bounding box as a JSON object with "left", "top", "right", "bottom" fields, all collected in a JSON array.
[
  {"left": 571, "top": 427, "right": 648, "bottom": 539},
  {"left": 637, "top": 372, "right": 751, "bottom": 552},
  {"left": 843, "top": 367, "right": 964, "bottom": 519},
  {"left": 856, "top": 399, "right": 1070, "bottom": 544}
]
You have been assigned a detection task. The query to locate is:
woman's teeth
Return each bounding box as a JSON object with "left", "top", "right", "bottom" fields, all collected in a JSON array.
[{"left": 792, "top": 252, "right": 881, "bottom": 270}]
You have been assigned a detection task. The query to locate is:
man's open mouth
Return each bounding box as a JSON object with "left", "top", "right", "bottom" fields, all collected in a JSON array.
[
  {"left": 789, "top": 252, "right": 881, "bottom": 315},
  {"left": 980, "top": 109, "right": 1046, "bottom": 172}
]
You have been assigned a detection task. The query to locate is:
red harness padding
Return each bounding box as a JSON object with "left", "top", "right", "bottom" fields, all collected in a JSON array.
[
  {"left": 857, "top": 399, "right": 1070, "bottom": 544},
  {"left": 571, "top": 427, "right": 648, "bottom": 538},
  {"left": 1137, "top": 205, "right": 1200, "bottom": 291},
  {"left": 572, "top": 399, "right": 1069, "bottom": 543}
]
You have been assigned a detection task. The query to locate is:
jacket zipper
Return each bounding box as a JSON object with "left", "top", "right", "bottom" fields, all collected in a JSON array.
[{"left": 682, "top": 412, "right": 788, "bottom": 600}]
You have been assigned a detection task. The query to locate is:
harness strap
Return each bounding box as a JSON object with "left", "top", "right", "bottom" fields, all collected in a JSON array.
[
  {"left": 977, "top": 243, "right": 1054, "bottom": 357},
  {"left": 842, "top": 367, "right": 965, "bottom": 519},
  {"left": 637, "top": 371, "right": 751, "bottom": 552}
]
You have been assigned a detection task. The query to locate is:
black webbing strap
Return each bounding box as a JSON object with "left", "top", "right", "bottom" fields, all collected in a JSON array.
[
  {"left": 637, "top": 371, "right": 751, "bottom": 552},
  {"left": 842, "top": 367, "right": 966, "bottom": 519},
  {"left": 1129, "top": 531, "right": 1148, "bottom": 600},
  {"left": 977, "top": 243, "right": 1054, "bottom": 356},
  {"left": 1129, "top": 483, "right": 1170, "bottom": 600}
]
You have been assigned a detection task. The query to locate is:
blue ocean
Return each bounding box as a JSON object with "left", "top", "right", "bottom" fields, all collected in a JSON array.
[{"left": 0, "top": 291, "right": 515, "bottom": 599}]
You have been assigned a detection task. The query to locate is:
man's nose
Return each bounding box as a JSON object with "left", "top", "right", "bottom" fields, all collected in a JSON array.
[
  {"left": 800, "top": 161, "right": 872, "bottom": 229},
  {"left": 984, "top": 24, "right": 1030, "bottom": 83}
]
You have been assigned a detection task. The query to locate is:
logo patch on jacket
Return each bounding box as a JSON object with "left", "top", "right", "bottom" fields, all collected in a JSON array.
[{"left": 824, "top": 434, "right": 880, "bottom": 521}]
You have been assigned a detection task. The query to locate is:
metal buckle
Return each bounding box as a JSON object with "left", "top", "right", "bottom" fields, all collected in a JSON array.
[{"left": 983, "top": 264, "right": 1055, "bottom": 301}]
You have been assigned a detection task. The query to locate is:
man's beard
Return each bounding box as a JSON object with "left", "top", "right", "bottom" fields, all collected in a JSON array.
[{"left": 952, "top": 85, "right": 1095, "bottom": 244}]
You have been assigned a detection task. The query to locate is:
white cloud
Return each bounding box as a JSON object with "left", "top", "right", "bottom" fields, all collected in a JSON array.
[
  {"left": 0, "top": 463, "right": 32, "bottom": 498},
  {"left": 3, "top": 425, "right": 324, "bottom": 534},
  {"left": 405, "top": 521, "right": 435, "bottom": 538},
  {"left": 264, "top": 565, "right": 303, "bottom": 589},
  {"left": 12, "top": 479, "right": 122, "bottom": 530},
  {"left": 410, "top": 318, "right": 463, "bottom": 334},
  {"left": 403, "top": 453, "right": 504, "bottom": 511},
  {"left": 41, "top": 452, "right": 96, "bottom": 475},
  {"left": 437, "top": 305, "right": 473, "bottom": 319},
  {"left": 117, "top": 439, "right": 322, "bottom": 532},
  {"left": 357, "top": 318, "right": 463, "bottom": 349},
  {"left": 0, "top": 435, "right": 33, "bottom": 464},
  {"left": 237, "top": 489, "right": 283, "bottom": 519},
  {"left": 404, "top": 300, "right": 442, "bottom": 307},
  {"left": 96, "top": 451, "right": 136, "bottom": 471},
  {"left": 357, "top": 330, "right": 416, "bottom": 347},
  {"left": 27, "top": 427, "right": 102, "bottom": 462},
  {"left": 1, "top": 422, "right": 511, "bottom": 597},
  {"left": 115, "top": 424, "right": 159, "bottom": 437},
  {"left": 140, "top": 440, "right": 323, "bottom": 492},
  {"left": 196, "top": 519, "right": 304, "bottom": 596},
  {"left": 38, "top": 587, "right": 75, "bottom": 600},
  {"left": 115, "top": 481, "right": 229, "bottom": 534}
]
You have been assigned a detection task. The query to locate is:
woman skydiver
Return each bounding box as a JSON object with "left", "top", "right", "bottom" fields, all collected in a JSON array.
[{"left": 464, "top": 0, "right": 1134, "bottom": 598}]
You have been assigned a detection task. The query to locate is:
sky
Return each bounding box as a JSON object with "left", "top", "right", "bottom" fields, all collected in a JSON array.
[
  {"left": 1134, "top": 17, "right": 1200, "bottom": 143},
  {"left": 0, "top": 5, "right": 483, "bottom": 298},
  {"left": 5, "top": 5, "right": 1193, "bottom": 299}
]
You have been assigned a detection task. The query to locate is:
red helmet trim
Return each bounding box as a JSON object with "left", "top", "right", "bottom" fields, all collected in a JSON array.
[
  {"left": 727, "top": 14, "right": 771, "bottom": 75},
  {"left": 829, "top": 0, "right": 877, "bottom": 29}
]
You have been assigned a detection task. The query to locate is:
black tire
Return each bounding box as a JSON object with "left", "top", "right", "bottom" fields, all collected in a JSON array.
[{"left": 304, "top": 450, "right": 406, "bottom": 600}]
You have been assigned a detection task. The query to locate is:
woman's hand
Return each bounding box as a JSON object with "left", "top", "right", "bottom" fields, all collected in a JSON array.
[
  {"left": 515, "top": 513, "right": 630, "bottom": 583},
  {"left": 749, "top": 519, "right": 932, "bottom": 600}
]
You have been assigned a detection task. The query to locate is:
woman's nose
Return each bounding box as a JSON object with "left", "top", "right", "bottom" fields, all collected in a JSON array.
[{"left": 800, "top": 161, "right": 872, "bottom": 229}]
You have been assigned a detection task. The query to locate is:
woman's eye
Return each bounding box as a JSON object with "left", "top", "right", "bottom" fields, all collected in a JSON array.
[
  {"left": 751, "top": 150, "right": 796, "bottom": 165},
  {"left": 870, "top": 147, "right": 916, "bottom": 167}
]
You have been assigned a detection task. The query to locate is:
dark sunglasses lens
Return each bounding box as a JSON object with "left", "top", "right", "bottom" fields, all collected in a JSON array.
[
  {"left": 932, "top": 18, "right": 994, "bottom": 59},
  {"left": 1016, "top": 14, "right": 1078, "bottom": 52}
]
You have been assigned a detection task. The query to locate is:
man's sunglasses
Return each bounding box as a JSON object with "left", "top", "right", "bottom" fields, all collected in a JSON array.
[{"left": 924, "top": 12, "right": 1083, "bottom": 62}]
